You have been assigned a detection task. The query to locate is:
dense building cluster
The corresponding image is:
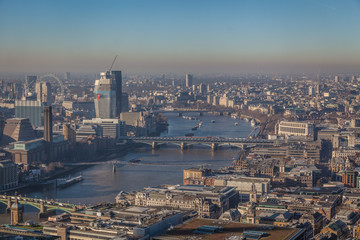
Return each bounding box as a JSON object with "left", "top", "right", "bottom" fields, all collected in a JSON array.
[{"left": 2, "top": 72, "right": 360, "bottom": 239}]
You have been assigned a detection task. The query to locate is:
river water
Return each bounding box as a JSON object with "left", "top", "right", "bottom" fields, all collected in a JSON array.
[{"left": 0, "top": 112, "right": 256, "bottom": 224}]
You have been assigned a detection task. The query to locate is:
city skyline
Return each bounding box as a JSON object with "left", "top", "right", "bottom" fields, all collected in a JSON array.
[{"left": 0, "top": 0, "right": 360, "bottom": 74}]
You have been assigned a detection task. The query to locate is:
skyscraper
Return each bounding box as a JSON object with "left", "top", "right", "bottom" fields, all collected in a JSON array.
[
  {"left": 121, "top": 92, "right": 129, "bottom": 112},
  {"left": 64, "top": 72, "right": 70, "bottom": 80},
  {"left": 112, "top": 71, "right": 122, "bottom": 116},
  {"left": 35, "top": 82, "right": 52, "bottom": 106},
  {"left": 94, "top": 70, "right": 122, "bottom": 119},
  {"left": 24, "top": 75, "right": 37, "bottom": 97},
  {"left": 308, "top": 86, "right": 313, "bottom": 96},
  {"left": 15, "top": 100, "right": 44, "bottom": 127},
  {"left": 186, "top": 74, "right": 193, "bottom": 88},
  {"left": 199, "top": 83, "right": 207, "bottom": 94}
]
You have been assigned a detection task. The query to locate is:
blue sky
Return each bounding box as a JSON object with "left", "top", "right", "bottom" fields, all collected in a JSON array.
[{"left": 0, "top": 0, "right": 359, "bottom": 73}]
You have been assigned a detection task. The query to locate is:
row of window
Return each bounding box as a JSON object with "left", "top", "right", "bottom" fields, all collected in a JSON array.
[{"left": 279, "top": 127, "right": 307, "bottom": 134}]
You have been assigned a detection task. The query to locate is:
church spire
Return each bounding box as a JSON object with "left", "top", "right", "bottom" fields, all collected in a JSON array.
[{"left": 249, "top": 182, "right": 257, "bottom": 203}]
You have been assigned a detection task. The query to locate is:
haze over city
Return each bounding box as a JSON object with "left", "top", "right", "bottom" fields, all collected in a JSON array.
[
  {"left": 2, "top": 1, "right": 360, "bottom": 240},
  {"left": 1, "top": 0, "right": 360, "bottom": 73}
]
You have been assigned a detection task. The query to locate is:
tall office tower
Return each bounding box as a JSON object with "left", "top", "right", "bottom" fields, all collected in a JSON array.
[
  {"left": 334, "top": 75, "right": 340, "bottom": 83},
  {"left": 207, "top": 84, "right": 211, "bottom": 92},
  {"left": 186, "top": 74, "right": 193, "bottom": 88},
  {"left": 63, "top": 123, "right": 76, "bottom": 144},
  {"left": 35, "top": 82, "right": 52, "bottom": 106},
  {"left": 351, "top": 75, "right": 357, "bottom": 83},
  {"left": 94, "top": 71, "right": 122, "bottom": 119},
  {"left": 121, "top": 93, "right": 129, "bottom": 112},
  {"left": 199, "top": 83, "right": 207, "bottom": 94},
  {"left": 24, "top": 75, "right": 37, "bottom": 97},
  {"left": 315, "top": 84, "right": 321, "bottom": 95},
  {"left": 35, "top": 82, "right": 41, "bottom": 101},
  {"left": 15, "top": 100, "right": 43, "bottom": 127},
  {"left": 6, "top": 82, "right": 23, "bottom": 100},
  {"left": 308, "top": 86, "right": 313, "bottom": 96},
  {"left": 192, "top": 85, "right": 196, "bottom": 92},
  {"left": 64, "top": 72, "right": 70, "bottom": 80},
  {"left": 44, "top": 106, "right": 53, "bottom": 143},
  {"left": 112, "top": 71, "right": 122, "bottom": 116},
  {"left": 207, "top": 95, "right": 213, "bottom": 104}
]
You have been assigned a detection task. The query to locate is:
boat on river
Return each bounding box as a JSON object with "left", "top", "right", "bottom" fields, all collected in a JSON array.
[
  {"left": 56, "top": 175, "right": 83, "bottom": 189},
  {"left": 130, "top": 158, "right": 141, "bottom": 163}
]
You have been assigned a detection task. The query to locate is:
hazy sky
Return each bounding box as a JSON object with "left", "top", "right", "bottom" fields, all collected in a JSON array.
[{"left": 0, "top": 0, "right": 360, "bottom": 74}]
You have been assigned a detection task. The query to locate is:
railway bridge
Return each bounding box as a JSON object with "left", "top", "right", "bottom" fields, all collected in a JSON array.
[{"left": 119, "top": 136, "right": 275, "bottom": 150}]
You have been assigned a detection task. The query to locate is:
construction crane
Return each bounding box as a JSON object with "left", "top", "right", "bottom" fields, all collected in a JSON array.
[{"left": 108, "top": 55, "right": 118, "bottom": 72}]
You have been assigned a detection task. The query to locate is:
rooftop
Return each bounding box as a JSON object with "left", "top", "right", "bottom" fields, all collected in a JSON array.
[{"left": 155, "top": 218, "right": 301, "bottom": 240}]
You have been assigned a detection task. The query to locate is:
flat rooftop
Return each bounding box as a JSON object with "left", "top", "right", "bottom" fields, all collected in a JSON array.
[{"left": 154, "top": 218, "right": 301, "bottom": 240}]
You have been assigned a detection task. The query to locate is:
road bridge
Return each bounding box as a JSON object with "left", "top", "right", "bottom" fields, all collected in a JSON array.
[
  {"left": 156, "top": 108, "right": 208, "bottom": 112},
  {"left": 154, "top": 108, "right": 233, "bottom": 117},
  {"left": 119, "top": 136, "right": 275, "bottom": 150},
  {"left": 0, "top": 195, "right": 83, "bottom": 218}
]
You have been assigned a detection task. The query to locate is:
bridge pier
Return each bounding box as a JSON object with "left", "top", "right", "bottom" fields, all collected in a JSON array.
[
  {"left": 178, "top": 113, "right": 182, "bottom": 117},
  {"left": 40, "top": 201, "right": 47, "bottom": 213},
  {"left": 211, "top": 143, "right": 218, "bottom": 151},
  {"left": 180, "top": 142, "right": 187, "bottom": 150},
  {"left": 199, "top": 112, "right": 203, "bottom": 116},
  {"left": 152, "top": 141, "right": 158, "bottom": 149},
  {"left": 6, "top": 196, "right": 11, "bottom": 213}
]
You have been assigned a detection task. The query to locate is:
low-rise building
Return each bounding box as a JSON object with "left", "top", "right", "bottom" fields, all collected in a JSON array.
[
  {"left": 43, "top": 206, "right": 183, "bottom": 239},
  {"left": 334, "top": 210, "right": 359, "bottom": 225},
  {"left": 276, "top": 121, "right": 314, "bottom": 139},
  {"left": 134, "top": 185, "right": 238, "bottom": 219},
  {"left": 83, "top": 118, "right": 125, "bottom": 139}
]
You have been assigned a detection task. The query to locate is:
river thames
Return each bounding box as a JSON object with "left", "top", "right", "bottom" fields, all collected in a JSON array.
[{"left": 0, "top": 112, "right": 256, "bottom": 223}]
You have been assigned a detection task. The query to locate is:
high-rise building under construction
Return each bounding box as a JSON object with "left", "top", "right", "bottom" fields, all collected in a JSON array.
[{"left": 94, "top": 70, "right": 122, "bottom": 119}]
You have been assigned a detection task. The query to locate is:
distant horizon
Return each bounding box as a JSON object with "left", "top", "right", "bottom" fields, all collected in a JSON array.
[
  {"left": 1, "top": 70, "right": 360, "bottom": 82},
  {"left": 1, "top": 0, "right": 360, "bottom": 74}
]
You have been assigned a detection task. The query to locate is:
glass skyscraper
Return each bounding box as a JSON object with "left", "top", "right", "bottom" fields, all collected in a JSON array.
[{"left": 94, "top": 71, "right": 122, "bottom": 119}]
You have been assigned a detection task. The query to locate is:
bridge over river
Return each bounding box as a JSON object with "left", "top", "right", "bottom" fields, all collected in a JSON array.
[
  {"left": 119, "top": 136, "right": 275, "bottom": 150},
  {"left": 0, "top": 195, "right": 83, "bottom": 218}
]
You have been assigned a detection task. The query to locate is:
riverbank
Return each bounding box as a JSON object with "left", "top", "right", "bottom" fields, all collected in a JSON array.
[
  {"left": 43, "top": 144, "right": 138, "bottom": 180},
  {"left": 238, "top": 110, "right": 281, "bottom": 138},
  {"left": 8, "top": 112, "right": 253, "bottom": 205},
  {"left": 1, "top": 145, "right": 138, "bottom": 195}
]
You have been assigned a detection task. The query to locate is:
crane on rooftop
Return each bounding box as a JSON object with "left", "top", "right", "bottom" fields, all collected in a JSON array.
[{"left": 108, "top": 55, "right": 118, "bottom": 72}]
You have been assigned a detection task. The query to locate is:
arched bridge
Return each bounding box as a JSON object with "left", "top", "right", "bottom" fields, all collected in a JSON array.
[
  {"left": 119, "top": 136, "right": 275, "bottom": 150},
  {"left": 0, "top": 195, "right": 83, "bottom": 218}
]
